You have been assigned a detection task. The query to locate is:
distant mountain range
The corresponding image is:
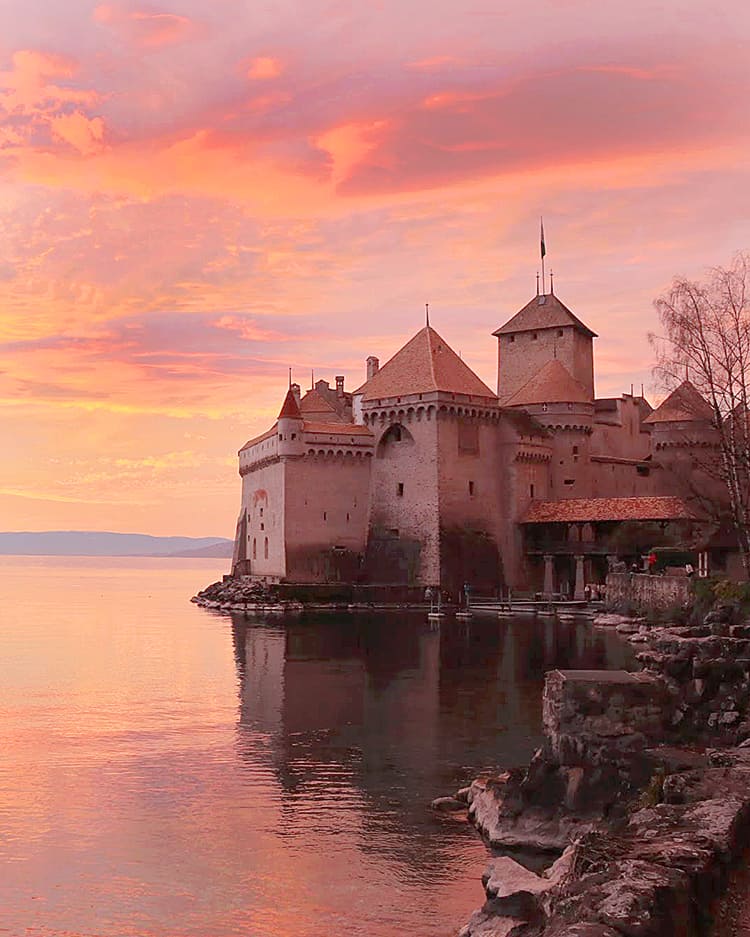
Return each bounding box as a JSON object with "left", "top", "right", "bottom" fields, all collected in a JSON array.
[{"left": 0, "top": 531, "right": 234, "bottom": 558}]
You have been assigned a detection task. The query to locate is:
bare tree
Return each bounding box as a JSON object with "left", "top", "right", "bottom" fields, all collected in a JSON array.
[{"left": 650, "top": 251, "right": 750, "bottom": 576}]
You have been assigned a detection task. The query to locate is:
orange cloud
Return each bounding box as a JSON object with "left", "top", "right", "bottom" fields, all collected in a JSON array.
[
  {"left": 50, "top": 111, "right": 107, "bottom": 154},
  {"left": 0, "top": 49, "right": 97, "bottom": 113},
  {"left": 247, "top": 57, "right": 284, "bottom": 80}
]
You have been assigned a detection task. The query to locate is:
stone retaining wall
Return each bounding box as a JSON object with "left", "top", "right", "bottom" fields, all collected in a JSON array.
[{"left": 606, "top": 571, "right": 692, "bottom": 613}]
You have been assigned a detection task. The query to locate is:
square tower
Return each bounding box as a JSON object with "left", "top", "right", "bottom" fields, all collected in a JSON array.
[{"left": 493, "top": 292, "right": 597, "bottom": 404}]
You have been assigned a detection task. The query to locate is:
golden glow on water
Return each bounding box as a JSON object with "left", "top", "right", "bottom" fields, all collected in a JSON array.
[{"left": 0, "top": 557, "right": 633, "bottom": 936}]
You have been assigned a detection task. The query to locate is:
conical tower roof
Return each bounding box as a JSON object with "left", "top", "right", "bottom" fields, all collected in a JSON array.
[
  {"left": 356, "top": 326, "right": 496, "bottom": 401},
  {"left": 643, "top": 381, "right": 713, "bottom": 424},
  {"left": 505, "top": 358, "right": 591, "bottom": 407},
  {"left": 277, "top": 386, "right": 302, "bottom": 419}
]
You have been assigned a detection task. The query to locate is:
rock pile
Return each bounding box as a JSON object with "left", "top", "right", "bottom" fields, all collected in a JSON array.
[
  {"left": 456, "top": 601, "right": 750, "bottom": 937},
  {"left": 191, "top": 577, "right": 301, "bottom": 613}
]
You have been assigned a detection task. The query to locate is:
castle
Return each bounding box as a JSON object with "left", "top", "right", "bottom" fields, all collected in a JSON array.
[{"left": 232, "top": 286, "right": 727, "bottom": 595}]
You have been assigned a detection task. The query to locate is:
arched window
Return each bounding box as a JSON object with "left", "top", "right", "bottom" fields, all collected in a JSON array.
[
  {"left": 376, "top": 423, "right": 414, "bottom": 458},
  {"left": 252, "top": 538, "right": 257, "bottom": 559},
  {"left": 264, "top": 537, "right": 269, "bottom": 559}
]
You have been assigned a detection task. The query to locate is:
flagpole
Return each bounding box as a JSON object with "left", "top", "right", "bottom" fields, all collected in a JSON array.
[{"left": 540, "top": 217, "right": 546, "bottom": 295}]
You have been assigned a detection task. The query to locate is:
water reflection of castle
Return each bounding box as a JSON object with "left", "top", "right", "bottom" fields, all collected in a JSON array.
[{"left": 232, "top": 613, "right": 631, "bottom": 855}]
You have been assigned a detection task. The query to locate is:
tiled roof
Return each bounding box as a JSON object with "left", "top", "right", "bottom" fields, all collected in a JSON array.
[
  {"left": 356, "top": 326, "right": 496, "bottom": 402},
  {"left": 643, "top": 381, "right": 714, "bottom": 424},
  {"left": 239, "top": 424, "right": 277, "bottom": 452},
  {"left": 521, "top": 496, "right": 698, "bottom": 524},
  {"left": 278, "top": 387, "right": 302, "bottom": 419},
  {"left": 493, "top": 293, "right": 597, "bottom": 338},
  {"left": 500, "top": 408, "right": 550, "bottom": 438},
  {"left": 300, "top": 388, "right": 342, "bottom": 419},
  {"left": 505, "top": 359, "right": 591, "bottom": 406},
  {"left": 303, "top": 421, "right": 372, "bottom": 437}
]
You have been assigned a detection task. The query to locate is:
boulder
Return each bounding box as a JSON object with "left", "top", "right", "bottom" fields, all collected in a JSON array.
[
  {"left": 431, "top": 796, "right": 466, "bottom": 812},
  {"left": 482, "top": 856, "right": 554, "bottom": 916}
]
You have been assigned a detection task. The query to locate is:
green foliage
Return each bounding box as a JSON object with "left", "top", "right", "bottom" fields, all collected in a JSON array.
[
  {"left": 646, "top": 602, "right": 690, "bottom": 626},
  {"left": 608, "top": 522, "right": 678, "bottom": 555},
  {"left": 712, "top": 579, "right": 750, "bottom": 606},
  {"left": 637, "top": 768, "right": 666, "bottom": 809}
]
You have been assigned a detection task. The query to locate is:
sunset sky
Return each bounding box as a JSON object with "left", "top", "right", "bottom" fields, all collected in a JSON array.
[{"left": 1, "top": 0, "right": 749, "bottom": 537}]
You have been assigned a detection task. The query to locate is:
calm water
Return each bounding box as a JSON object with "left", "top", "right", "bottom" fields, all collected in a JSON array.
[{"left": 0, "top": 556, "right": 633, "bottom": 937}]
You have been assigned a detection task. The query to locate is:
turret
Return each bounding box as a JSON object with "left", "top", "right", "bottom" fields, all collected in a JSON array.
[{"left": 277, "top": 387, "right": 305, "bottom": 458}]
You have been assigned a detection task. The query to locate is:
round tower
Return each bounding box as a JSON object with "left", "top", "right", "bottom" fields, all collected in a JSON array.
[
  {"left": 504, "top": 358, "right": 594, "bottom": 496},
  {"left": 276, "top": 386, "right": 305, "bottom": 458}
]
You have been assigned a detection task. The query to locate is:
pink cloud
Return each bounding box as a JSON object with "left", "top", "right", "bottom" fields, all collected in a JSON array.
[
  {"left": 406, "top": 55, "right": 464, "bottom": 72},
  {"left": 94, "top": 3, "right": 200, "bottom": 48}
]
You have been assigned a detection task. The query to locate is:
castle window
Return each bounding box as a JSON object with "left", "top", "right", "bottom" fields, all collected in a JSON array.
[
  {"left": 532, "top": 333, "right": 538, "bottom": 340},
  {"left": 557, "top": 329, "right": 563, "bottom": 337},
  {"left": 542, "top": 403, "right": 548, "bottom": 411},
  {"left": 260, "top": 507, "right": 263, "bottom": 517},
  {"left": 468, "top": 481, "right": 475, "bottom": 495},
  {"left": 346, "top": 512, "right": 350, "bottom": 522},
  {"left": 323, "top": 511, "right": 327, "bottom": 521},
  {"left": 389, "top": 529, "right": 399, "bottom": 537},
  {"left": 458, "top": 422, "right": 479, "bottom": 455},
  {"left": 564, "top": 478, "right": 575, "bottom": 486},
  {"left": 530, "top": 484, "right": 535, "bottom": 498},
  {"left": 253, "top": 538, "right": 257, "bottom": 559},
  {"left": 509, "top": 335, "right": 515, "bottom": 343},
  {"left": 572, "top": 446, "right": 578, "bottom": 454},
  {"left": 260, "top": 523, "right": 265, "bottom": 531},
  {"left": 397, "top": 483, "right": 404, "bottom": 497},
  {"left": 291, "top": 433, "right": 297, "bottom": 440},
  {"left": 278, "top": 433, "right": 283, "bottom": 440},
  {"left": 264, "top": 537, "right": 269, "bottom": 559},
  {"left": 637, "top": 465, "right": 650, "bottom": 477}
]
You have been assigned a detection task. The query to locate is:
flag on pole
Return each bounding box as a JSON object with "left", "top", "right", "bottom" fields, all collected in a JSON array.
[{"left": 540, "top": 218, "right": 546, "bottom": 259}]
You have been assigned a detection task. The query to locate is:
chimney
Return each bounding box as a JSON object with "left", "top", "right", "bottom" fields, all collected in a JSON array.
[
  {"left": 335, "top": 375, "right": 345, "bottom": 398},
  {"left": 291, "top": 382, "right": 301, "bottom": 404},
  {"left": 366, "top": 356, "right": 379, "bottom": 381}
]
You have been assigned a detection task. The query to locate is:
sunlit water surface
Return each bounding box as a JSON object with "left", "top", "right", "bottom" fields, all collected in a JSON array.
[{"left": 0, "top": 556, "right": 634, "bottom": 937}]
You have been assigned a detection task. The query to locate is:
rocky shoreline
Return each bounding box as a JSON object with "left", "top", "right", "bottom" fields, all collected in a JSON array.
[
  {"left": 191, "top": 577, "right": 430, "bottom": 614},
  {"left": 450, "top": 602, "right": 750, "bottom": 937}
]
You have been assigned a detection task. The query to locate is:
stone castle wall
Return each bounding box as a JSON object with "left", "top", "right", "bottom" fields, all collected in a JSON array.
[
  {"left": 284, "top": 453, "right": 371, "bottom": 582},
  {"left": 365, "top": 406, "right": 441, "bottom": 585}
]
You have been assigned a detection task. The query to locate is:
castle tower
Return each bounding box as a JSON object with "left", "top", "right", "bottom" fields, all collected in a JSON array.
[
  {"left": 493, "top": 292, "right": 597, "bottom": 404},
  {"left": 354, "top": 324, "right": 501, "bottom": 591},
  {"left": 277, "top": 386, "right": 305, "bottom": 458},
  {"left": 504, "top": 358, "right": 594, "bottom": 498},
  {"left": 644, "top": 380, "right": 722, "bottom": 504}
]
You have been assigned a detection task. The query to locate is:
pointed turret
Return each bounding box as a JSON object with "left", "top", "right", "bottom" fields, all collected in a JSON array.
[
  {"left": 277, "top": 386, "right": 304, "bottom": 457},
  {"left": 643, "top": 381, "right": 713, "bottom": 425},
  {"left": 278, "top": 386, "right": 302, "bottom": 420}
]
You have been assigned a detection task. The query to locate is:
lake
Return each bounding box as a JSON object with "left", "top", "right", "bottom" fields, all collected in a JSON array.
[{"left": 0, "top": 556, "right": 633, "bottom": 937}]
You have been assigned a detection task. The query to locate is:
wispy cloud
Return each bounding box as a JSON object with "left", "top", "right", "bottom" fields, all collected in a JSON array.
[{"left": 0, "top": 1, "right": 747, "bottom": 534}]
